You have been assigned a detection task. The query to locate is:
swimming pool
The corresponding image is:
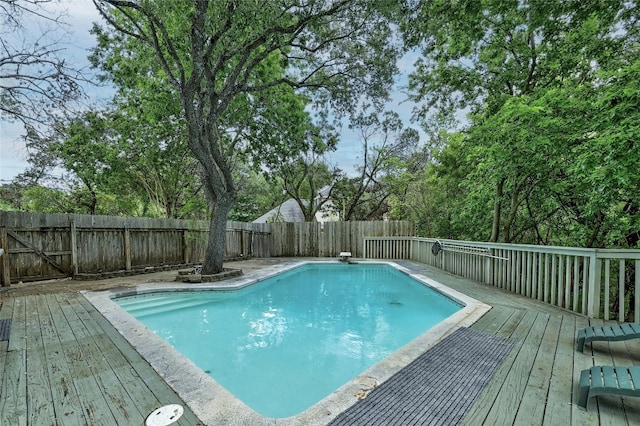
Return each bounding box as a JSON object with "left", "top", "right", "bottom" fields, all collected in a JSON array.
[
  {"left": 85, "top": 261, "right": 490, "bottom": 425},
  {"left": 115, "top": 263, "right": 462, "bottom": 418}
]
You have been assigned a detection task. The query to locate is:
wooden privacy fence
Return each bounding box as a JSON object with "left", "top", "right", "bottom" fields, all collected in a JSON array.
[
  {"left": 0, "top": 211, "right": 413, "bottom": 285},
  {"left": 0, "top": 212, "right": 269, "bottom": 285},
  {"left": 268, "top": 221, "right": 414, "bottom": 258},
  {"left": 364, "top": 236, "right": 640, "bottom": 323}
]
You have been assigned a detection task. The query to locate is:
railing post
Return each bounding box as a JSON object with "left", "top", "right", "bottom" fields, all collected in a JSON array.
[
  {"left": 635, "top": 260, "right": 640, "bottom": 324},
  {"left": 363, "top": 238, "right": 367, "bottom": 259},
  {"left": 410, "top": 238, "right": 414, "bottom": 261},
  {"left": 70, "top": 220, "right": 78, "bottom": 276},
  {"left": 618, "top": 259, "right": 625, "bottom": 321},
  {"left": 603, "top": 259, "right": 610, "bottom": 320},
  {"left": 586, "top": 251, "right": 601, "bottom": 318},
  {"left": 484, "top": 250, "right": 492, "bottom": 285}
]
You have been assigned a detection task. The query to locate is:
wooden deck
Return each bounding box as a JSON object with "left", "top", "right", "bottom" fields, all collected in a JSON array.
[
  {"left": 1, "top": 259, "right": 639, "bottom": 425},
  {"left": 0, "top": 292, "right": 202, "bottom": 425},
  {"left": 419, "top": 263, "right": 640, "bottom": 426}
]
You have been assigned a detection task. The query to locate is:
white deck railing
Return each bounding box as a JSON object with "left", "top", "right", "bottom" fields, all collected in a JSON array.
[{"left": 364, "top": 237, "right": 639, "bottom": 322}]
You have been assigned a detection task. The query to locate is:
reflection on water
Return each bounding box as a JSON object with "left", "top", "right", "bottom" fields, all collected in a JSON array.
[
  {"left": 338, "top": 331, "right": 363, "bottom": 358},
  {"left": 245, "top": 307, "right": 288, "bottom": 349}
]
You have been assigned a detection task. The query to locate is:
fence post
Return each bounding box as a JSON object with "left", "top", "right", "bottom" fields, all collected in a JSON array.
[
  {"left": 182, "top": 230, "right": 190, "bottom": 264},
  {"left": 124, "top": 226, "right": 132, "bottom": 271},
  {"left": 1, "top": 226, "right": 10, "bottom": 286},
  {"left": 586, "top": 252, "right": 601, "bottom": 318},
  {"left": 70, "top": 220, "right": 78, "bottom": 275}
]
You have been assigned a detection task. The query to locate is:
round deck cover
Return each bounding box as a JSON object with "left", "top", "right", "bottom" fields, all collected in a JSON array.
[{"left": 145, "top": 404, "right": 184, "bottom": 426}]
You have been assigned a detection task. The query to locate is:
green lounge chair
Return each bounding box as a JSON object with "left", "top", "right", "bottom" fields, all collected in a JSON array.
[
  {"left": 578, "top": 366, "right": 640, "bottom": 410},
  {"left": 576, "top": 323, "right": 640, "bottom": 353}
]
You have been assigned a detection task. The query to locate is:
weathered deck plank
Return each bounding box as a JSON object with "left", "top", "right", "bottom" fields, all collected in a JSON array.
[
  {"left": 491, "top": 307, "right": 529, "bottom": 338},
  {"left": 1, "top": 296, "right": 27, "bottom": 426},
  {"left": 24, "top": 295, "right": 58, "bottom": 425},
  {"left": 71, "top": 294, "right": 201, "bottom": 425},
  {"left": 52, "top": 293, "right": 122, "bottom": 425},
  {"left": 513, "top": 313, "right": 561, "bottom": 425},
  {"left": 459, "top": 310, "right": 538, "bottom": 425},
  {"left": 570, "top": 315, "right": 594, "bottom": 422},
  {"left": 590, "top": 320, "right": 632, "bottom": 426},
  {"left": 470, "top": 305, "right": 518, "bottom": 334},
  {"left": 1, "top": 349, "right": 27, "bottom": 425},
  {"left": 49, "top": 296, "right": 115, "bottom": 424},
  {"left": 35, "top": 294, "right": 87, "bottom": 425},
  {"left": 0, "top": 296, "right": 14, "bottom": 374},
  {"left": 68, "top": 293, "right": 166, "bottom": 424},
  {"left": 24, "top": 291, "right": 204, "bottom": 426},
  {"left": 543, "top": 316, "right": 580, "bottom": 425},
  {"left": 481, "top": 311, "right": 548, "bottom": 425},
  {"left": 623, "top": 335, "right": 640, "bottom": 361}
]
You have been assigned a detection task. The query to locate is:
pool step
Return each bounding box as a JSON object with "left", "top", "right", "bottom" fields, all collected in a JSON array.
[
  {"left": 118, "top": 297, "right": 216, "bottom": 317},
  {"left": 118, "top": 295, "right": 192, "bottom": 309},
  {"left": 117, "top": 296, "right": 179, "bottom": 311}
]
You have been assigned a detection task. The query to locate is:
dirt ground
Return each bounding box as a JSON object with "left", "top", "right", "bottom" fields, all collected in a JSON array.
[{"left": 0, "top": 258, "right": 285, "bottom": 298}]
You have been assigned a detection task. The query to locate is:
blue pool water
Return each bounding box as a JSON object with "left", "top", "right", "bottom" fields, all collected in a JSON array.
[{"left": 116, "top": 263, "right": 462, "bottom": 418}]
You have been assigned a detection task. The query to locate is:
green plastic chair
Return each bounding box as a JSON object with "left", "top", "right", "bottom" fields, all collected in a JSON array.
[
  {"left": 578, "top": 366, "right": 640, "bottom": 410},
  {"left": 576, "top": 323, "right": 640, "bottom": 353}
]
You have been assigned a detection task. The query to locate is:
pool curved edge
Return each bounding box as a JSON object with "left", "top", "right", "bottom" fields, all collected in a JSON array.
[{"left": 83, "top": 260, "right": 491, "bottom": 426}]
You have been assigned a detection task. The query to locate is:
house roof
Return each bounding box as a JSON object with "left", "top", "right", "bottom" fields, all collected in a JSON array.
[
  {"left": 252, "top": 186, "right": 334, "bottom": 223},
  {"left": 252, "top": 198, "right": 307, "bottom": 223}
]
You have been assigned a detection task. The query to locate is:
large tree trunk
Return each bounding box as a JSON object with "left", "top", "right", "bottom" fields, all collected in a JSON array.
[
  {"left": 489, "top": 178, "right": 505, "bottom": 242},
  {"left": 180, "top": 72, "right": 237, "bottom": 274},
  {"left": 502, "top": 178, "right": 523, "bottom": 243},
  {"left": 183, "top": 106, "right": 236, "bottom": 274},
  {"left": 202, "top": 198, "right": 234, "bottom": 275},
  {"left": 196, "top": 131, "right": 236, "bottom": 274}
]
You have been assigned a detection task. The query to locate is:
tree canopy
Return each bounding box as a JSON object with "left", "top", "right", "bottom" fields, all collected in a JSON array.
[
  {"left": 4, "top": 0, "right": 640, "bottom": 258},
  {"left": 393, "top": 0, "right": 640, "bottom": 248},
  {"left": 91, "top": 0, "right": 401, "bottom": 272}
]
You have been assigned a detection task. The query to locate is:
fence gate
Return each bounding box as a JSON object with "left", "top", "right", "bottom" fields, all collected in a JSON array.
[{"left": 1, "top": 224, "right": 73, "bottom": 285}]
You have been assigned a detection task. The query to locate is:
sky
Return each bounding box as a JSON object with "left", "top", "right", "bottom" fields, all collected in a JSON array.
[
  {"left": 0, "top": 1, "right": 424, "bottom": 183},
  {"left": 0, "top": 0, "right": 109, "bottom": 183}
]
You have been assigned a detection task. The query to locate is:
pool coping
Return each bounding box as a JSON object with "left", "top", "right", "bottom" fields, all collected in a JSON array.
[{"left": 83, "top": 260, "right": 491, "bottom": 426}]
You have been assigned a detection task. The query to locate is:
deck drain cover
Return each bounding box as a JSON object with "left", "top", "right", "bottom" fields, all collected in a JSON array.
[{"left": 145, "top": 404, "right": 184, "bottom": 426}]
